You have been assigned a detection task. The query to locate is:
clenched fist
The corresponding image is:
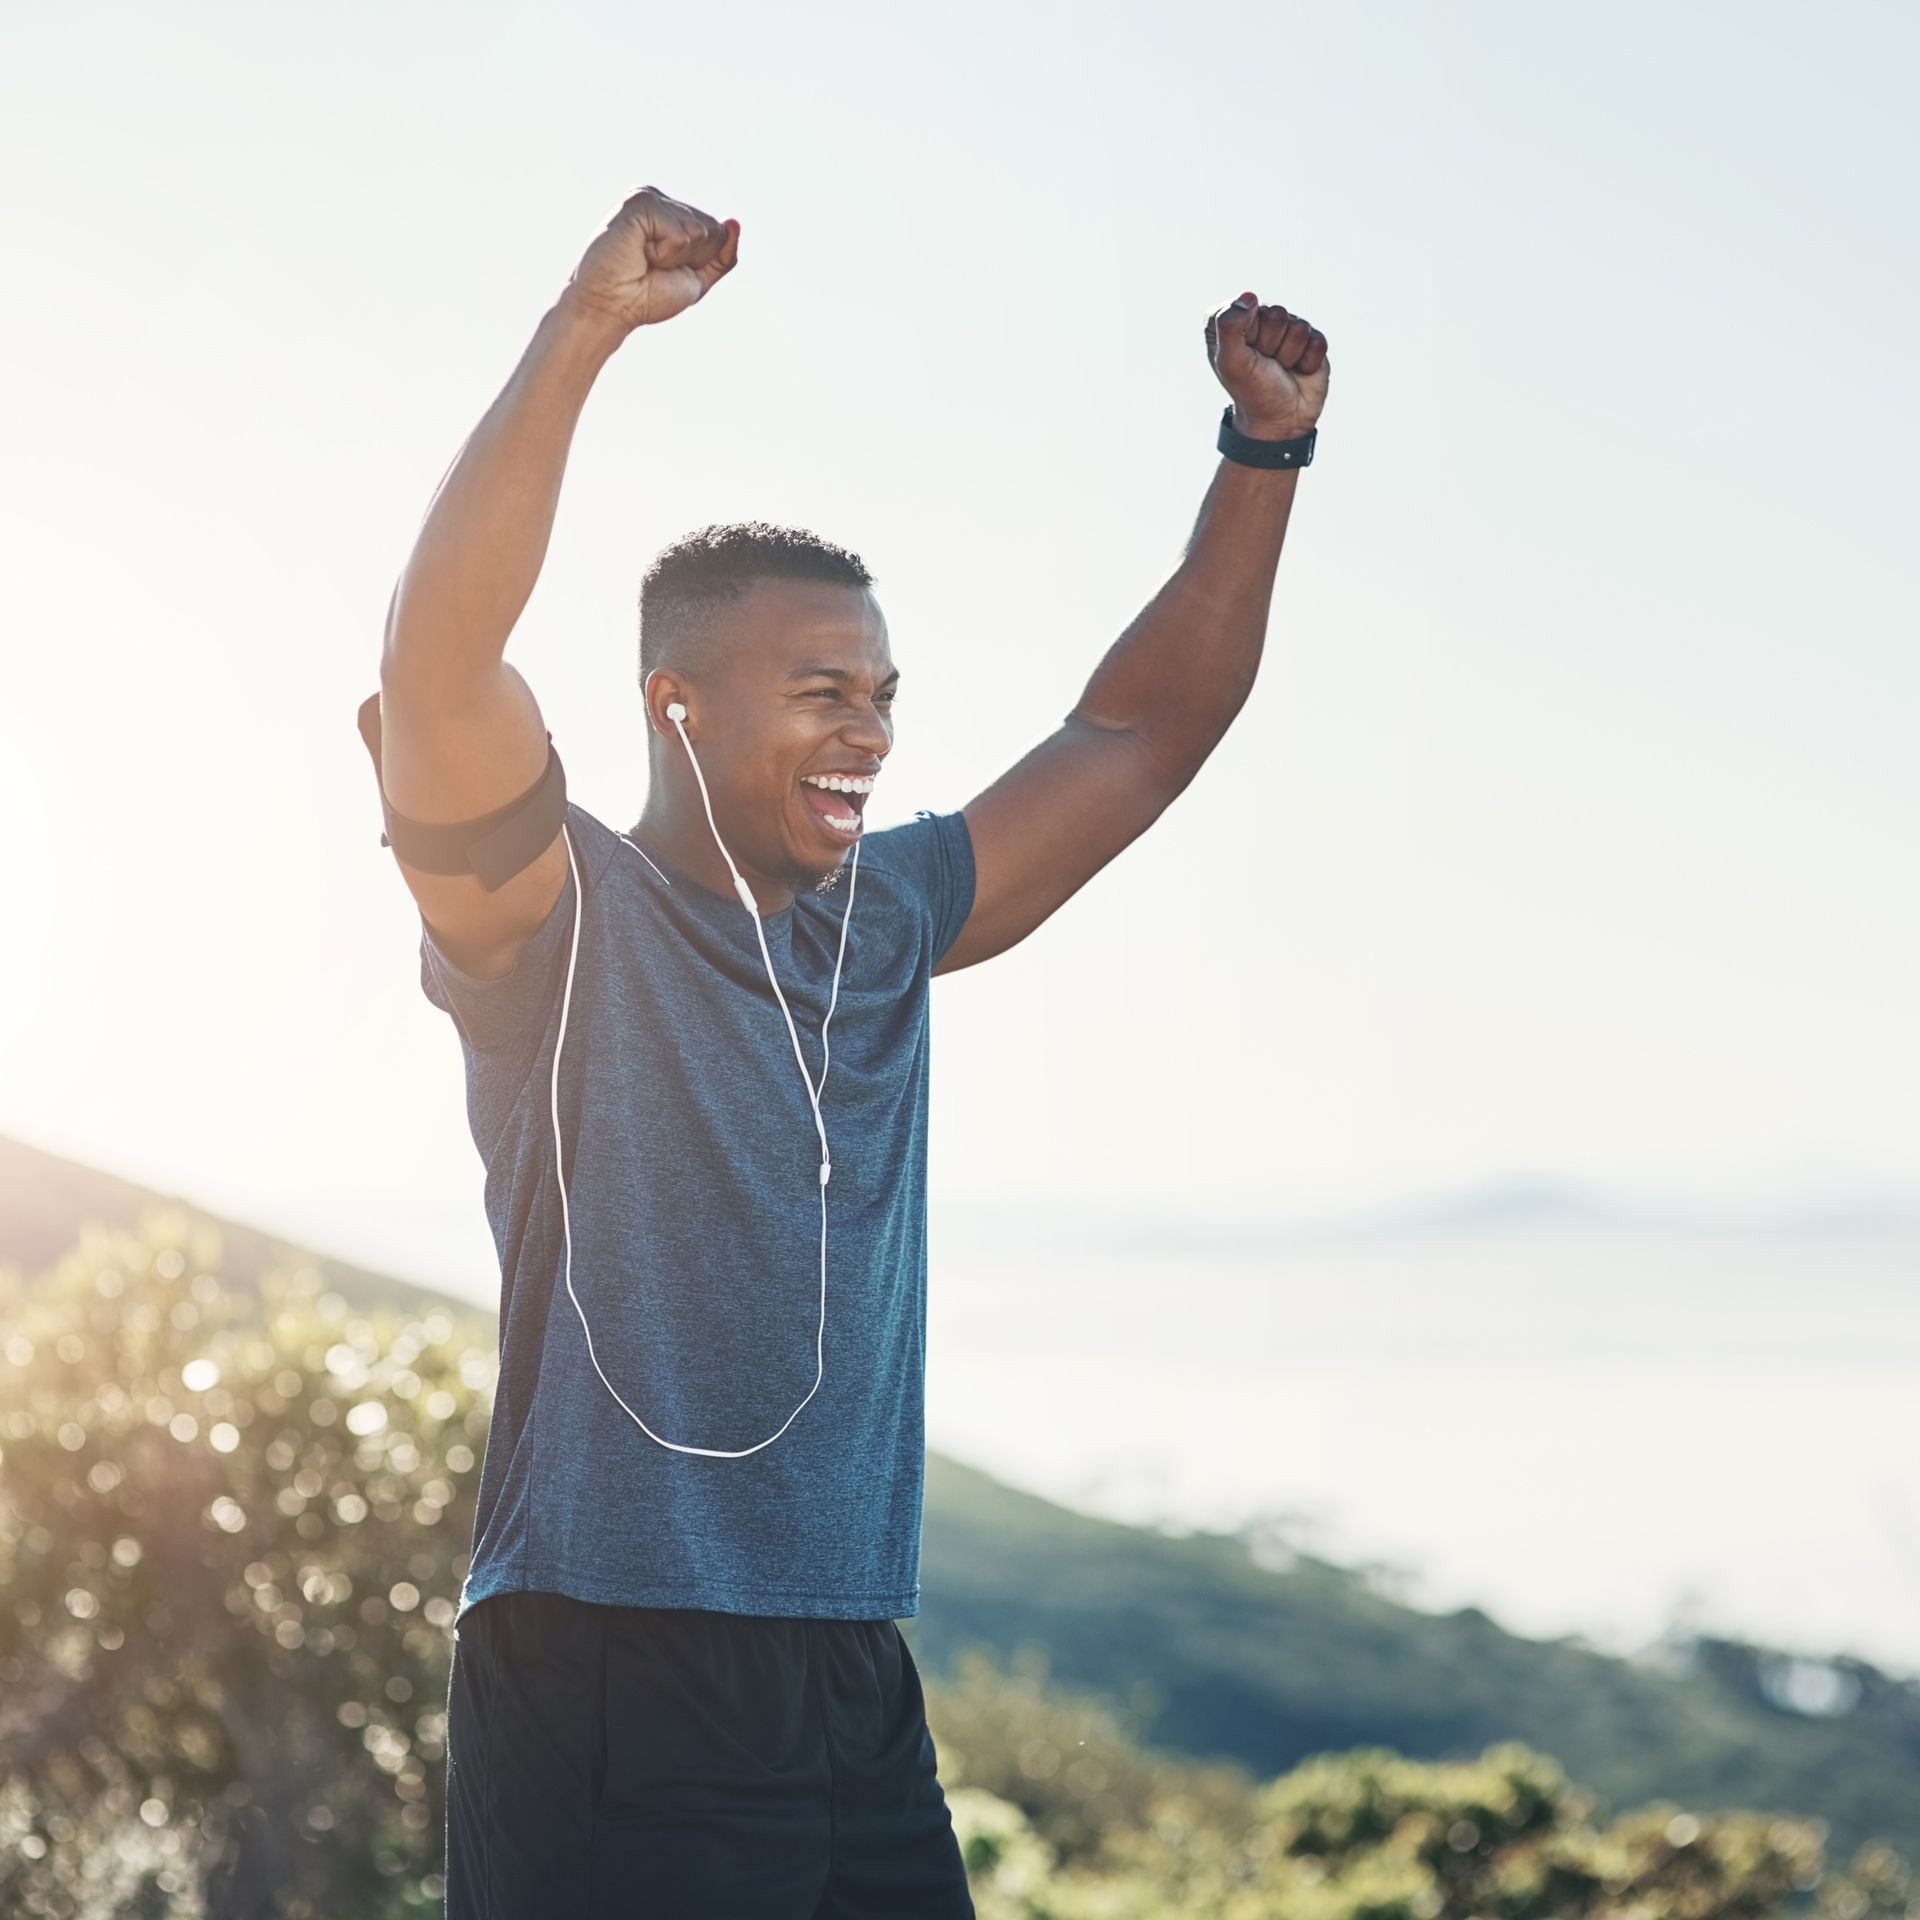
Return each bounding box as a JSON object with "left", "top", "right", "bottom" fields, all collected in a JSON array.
[
  {"left": 1205, "top": 293, "right": 1330, "bottom": 441},
  {"left": 560, "top": 185, "right": 741, "bottom": 335}
]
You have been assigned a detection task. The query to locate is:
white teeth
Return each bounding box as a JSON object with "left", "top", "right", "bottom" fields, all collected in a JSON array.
[{"left": 801, "top": 771, "right": 869, "bottom": 835}]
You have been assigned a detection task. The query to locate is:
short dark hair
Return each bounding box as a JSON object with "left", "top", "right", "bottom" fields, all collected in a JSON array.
[{"left": 638, "top": 521, "right": 875, "bottom": 685}]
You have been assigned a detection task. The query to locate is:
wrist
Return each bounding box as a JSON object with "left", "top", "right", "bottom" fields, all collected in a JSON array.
[
  {"left": 1230, "top": 405, "right": 1313, "bottom": 442},
  {"left": 545, "top": 287, "right": 632, "bottom": 364}
]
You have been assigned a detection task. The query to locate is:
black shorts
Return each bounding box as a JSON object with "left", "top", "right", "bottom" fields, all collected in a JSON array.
[{"left": 444, "top": 1588, "right": 976, "bottom": 1918}]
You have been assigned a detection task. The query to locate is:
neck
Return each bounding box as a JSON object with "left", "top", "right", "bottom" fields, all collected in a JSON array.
[{"left": 633, "top": 788, "right": 799, "bottom": 915}]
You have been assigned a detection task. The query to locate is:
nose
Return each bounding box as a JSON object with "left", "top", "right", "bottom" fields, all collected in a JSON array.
[{"left": 840, "top": 695, "right": 892, "bottom": 756}]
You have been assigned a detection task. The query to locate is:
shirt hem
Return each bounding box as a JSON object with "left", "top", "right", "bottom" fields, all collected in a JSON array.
[{"left": 456, "top": 1563, "right": 921, "bottom": 1626}]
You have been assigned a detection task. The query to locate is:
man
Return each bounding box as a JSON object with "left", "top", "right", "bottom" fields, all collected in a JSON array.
[{"left": 361, "top": 184, "right": 1327, "bottom": 1918}]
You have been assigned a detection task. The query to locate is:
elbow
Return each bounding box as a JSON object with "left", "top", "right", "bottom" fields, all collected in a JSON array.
[{"left": 1129, "top": 700, "right": 1247, "bottom": 796}]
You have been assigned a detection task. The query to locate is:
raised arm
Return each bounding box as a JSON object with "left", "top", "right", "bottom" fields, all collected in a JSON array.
[
  {"left": 376, "top": 186, "right": 740, "bottom": 976},
  {"left": 934, "top": 291, "right": 1331, "bottom": 976}
]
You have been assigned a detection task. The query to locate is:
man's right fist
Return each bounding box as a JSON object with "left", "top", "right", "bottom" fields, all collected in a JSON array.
[{"left": 561, "top": 186, "right": 740, "bottom": 334}]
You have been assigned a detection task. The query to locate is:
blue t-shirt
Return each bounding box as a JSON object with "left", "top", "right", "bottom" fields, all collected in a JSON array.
[{"left": 419, "top": 797, "right": 976, "bottom": 1625}]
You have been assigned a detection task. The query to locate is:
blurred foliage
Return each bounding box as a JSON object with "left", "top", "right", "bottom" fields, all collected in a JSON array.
[
  {"left": 2, "top": 1211, "right": 1914, "bottom": 1918},
  {"left": 931, "top": 1649, "right": 1916, "bottom": 1920},
  {"left": 0, "top": 1212, "right": 489, "bottom": 1917}
]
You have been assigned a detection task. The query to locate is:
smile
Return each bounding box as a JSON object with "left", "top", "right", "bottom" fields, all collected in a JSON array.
[{"left": 798, "top": 773, "right": 872, "bottom": 838}]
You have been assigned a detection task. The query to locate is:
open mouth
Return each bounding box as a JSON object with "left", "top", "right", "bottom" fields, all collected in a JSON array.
[{"left": 797, "top": 776, "right": 870, "bottom": 839}]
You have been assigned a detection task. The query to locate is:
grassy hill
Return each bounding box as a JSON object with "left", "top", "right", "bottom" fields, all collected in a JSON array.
[
  {"left": 915, "top": 1451, "right": 1920, "bottom": 1870},
  {"left": 6, "top": 1126, "right": 1916, "bottom": 1870}
]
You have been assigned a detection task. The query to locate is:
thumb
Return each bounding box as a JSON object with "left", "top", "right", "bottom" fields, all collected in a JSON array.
[
  {"left": 699, "top": 218, "right": 741, "bottom": 289},
  {"left": 1208, "top": 290, "right": 1259, "bottom": 367}
]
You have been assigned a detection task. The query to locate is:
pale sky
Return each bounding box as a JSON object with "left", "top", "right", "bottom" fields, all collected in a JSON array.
[{"left": 2, "top": 0, "right": 1914, "bottom": 1302}]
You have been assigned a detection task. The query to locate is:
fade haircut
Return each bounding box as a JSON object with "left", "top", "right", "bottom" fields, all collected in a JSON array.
[{"left": 638, "top": 521, "right": 876, "bottom": 686}]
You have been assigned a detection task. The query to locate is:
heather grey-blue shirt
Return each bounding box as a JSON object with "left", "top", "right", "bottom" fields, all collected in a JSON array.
[{"left": 419, "top": 797, "right": 976, "bottom": 1626}]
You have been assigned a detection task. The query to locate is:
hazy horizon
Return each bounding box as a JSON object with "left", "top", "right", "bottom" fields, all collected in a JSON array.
[{"left": 8, "top": 1119, "right": 1915, "bottom": 1683}]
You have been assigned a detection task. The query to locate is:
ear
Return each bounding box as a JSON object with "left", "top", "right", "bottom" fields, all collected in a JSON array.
[{"left": 643, "top": 669, "right": 689, "bottom": 737}]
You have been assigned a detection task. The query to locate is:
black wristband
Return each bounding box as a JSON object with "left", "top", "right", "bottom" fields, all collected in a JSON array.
[{"left": 1217, "top": 404, "right": 1316, "bottom": 469}]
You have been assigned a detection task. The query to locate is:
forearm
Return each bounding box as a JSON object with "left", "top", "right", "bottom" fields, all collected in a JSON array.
[
  {"left": 1069, "top": 452, "right": 1301, "bottom": 778},
  {"left": 382, "top": 293, "right": 627, "bottom": 686}
]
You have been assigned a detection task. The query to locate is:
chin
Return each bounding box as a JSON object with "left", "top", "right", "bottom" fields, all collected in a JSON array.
[{"left": 770, "top": 839, "right": 839, "bottom": 889}]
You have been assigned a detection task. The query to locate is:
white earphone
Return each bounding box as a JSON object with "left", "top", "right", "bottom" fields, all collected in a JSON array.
[{"left": 546, "top": 694, "right": 863, "bottom": 1456}]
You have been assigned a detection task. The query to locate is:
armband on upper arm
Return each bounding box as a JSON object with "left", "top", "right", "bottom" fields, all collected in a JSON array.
[{"left": 355, "top": 690, "right": 568, "bottom": 894}]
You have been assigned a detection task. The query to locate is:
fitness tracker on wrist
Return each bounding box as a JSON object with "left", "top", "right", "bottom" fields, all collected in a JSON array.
[{"left": 1217, "top": 404, "right": 1316, "bottom": 469}]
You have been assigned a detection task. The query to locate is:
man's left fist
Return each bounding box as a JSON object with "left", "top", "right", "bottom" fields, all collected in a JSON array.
[{"left": 1205, "top": 292, "right": 1330, "bottom": 441}]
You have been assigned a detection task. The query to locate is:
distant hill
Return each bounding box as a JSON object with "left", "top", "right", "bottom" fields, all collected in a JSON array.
[
  {"left": 0, "top": 1131, "right": 477, "bottom": 1325},
  {"left": 6, "top": 1127, "right": 1917, "bottom": 1868},
  {"left": 933, "top": 1175, "right": 1920, "bottom": 1257}
]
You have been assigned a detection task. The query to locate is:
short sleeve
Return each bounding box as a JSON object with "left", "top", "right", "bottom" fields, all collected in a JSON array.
[
  {"left": 860, "top": 807, "right": 977, "bottom": 968},
  {"left": 418, "top": 864, "right": 576, "bottom": 1057},
  {"left": 416, "top": 801, "right": 613, "bottom": 1055}
]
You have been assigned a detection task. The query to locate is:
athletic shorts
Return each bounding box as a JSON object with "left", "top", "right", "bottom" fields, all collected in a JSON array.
[{"left": 443, "top": 1587, "right": 976, "bottom": 1918}]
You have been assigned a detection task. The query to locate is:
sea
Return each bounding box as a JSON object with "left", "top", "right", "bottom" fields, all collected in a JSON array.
[{"left": 924, "top": 1191, "right": 1920, "bottom": 1680}]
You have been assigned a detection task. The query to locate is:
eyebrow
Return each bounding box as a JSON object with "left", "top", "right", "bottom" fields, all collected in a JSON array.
[{"left": 786, "top": 663, "right": 901, "bottom": 686}]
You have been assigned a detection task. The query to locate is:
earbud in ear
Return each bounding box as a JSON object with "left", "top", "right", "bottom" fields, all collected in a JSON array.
[{"left": 666, "top": 701, "right": 687, "bottom": 723}]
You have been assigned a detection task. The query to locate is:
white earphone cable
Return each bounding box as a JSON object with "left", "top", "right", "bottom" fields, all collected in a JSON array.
[{"left": 548, "top": 704, "right": 862, "bottom": 1457}]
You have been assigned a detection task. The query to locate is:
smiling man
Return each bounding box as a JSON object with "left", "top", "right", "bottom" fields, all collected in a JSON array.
[{"left": 358, "top": 184, "right": 1328, "bottom": 1919}]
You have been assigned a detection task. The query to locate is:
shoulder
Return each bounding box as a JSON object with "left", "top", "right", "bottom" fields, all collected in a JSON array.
[
  {"left": 858, "top": 805, "right": 972, "bottom": 870},
  {"left": 848, "top": 808, "right": 976, "bottom": 961},
  {"left": 555, "top": 798, "right": 629, "bottom": 901},
  {"left": 417, "top": 797, "right": 633, "bottom": 1049}
]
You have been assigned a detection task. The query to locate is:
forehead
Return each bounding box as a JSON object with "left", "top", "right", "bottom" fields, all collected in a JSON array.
[{"left": 719, "top": 578, "right": 892, "bottom": 679}]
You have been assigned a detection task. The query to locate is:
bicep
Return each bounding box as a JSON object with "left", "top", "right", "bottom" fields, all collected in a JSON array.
[
  {"left": 933, "top": 716, "right": 1184, "bottom": 976},
  {"left": 375, "top": 653, "right": 569, "bottom": 977}
]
